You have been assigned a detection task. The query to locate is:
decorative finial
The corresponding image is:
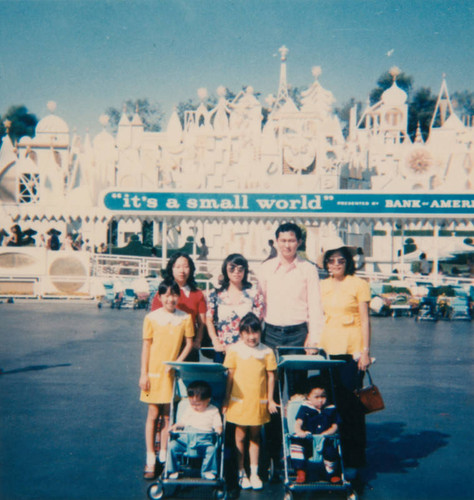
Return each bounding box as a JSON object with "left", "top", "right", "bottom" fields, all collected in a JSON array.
[
  {"left": 217, "top": 86, "right": 226, "bottom": 97},
  {"left": 278, "top": 45, "right": 289, "bottom": 62},
  {"left": 197, "top": 87, "right": 208, "bottom": 101},
  {"left": 442, "top": 72, "right": 446, "bottom": 80},
  {"left": 246, "top": 86, "right": 254, "bottom": 95},
  {"left": 389, "top": 66, "right": 401, "bottom": 82},
  {"left": 265, "top": 94, "right": 275, "bottom": 106},
  {"left": 47, "top": 101, "right": 57, "bottom": 113},
  {"left": 3, "top": 119, "right": 11, "bottom": 132},
  {"left": 99, "top": 114, "right": 109, "bottom": 127},
  {"left": 312, "top": 66, "right": 322, "bottom": 79}
]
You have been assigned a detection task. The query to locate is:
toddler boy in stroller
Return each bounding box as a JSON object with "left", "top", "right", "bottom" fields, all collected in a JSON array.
[
  {"left": 289, "top": 376, "right": 341, "bottom": 484},
  {"left": 168, "top": 380, "right": 223, "bottom": 480}
]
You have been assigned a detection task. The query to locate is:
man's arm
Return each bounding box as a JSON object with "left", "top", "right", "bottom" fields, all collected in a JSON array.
[{"left": 305, "top": 263, "right": 324, "bottom": 348}]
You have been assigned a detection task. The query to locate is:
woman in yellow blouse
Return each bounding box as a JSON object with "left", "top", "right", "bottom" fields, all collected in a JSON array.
[{"left": 318, "top": 238, "right": 372, "bottom": 475}]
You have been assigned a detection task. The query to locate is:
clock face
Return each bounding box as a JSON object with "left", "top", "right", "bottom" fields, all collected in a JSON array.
[{"left": 406, "top": 148, "right": 434, "bottom": 175}]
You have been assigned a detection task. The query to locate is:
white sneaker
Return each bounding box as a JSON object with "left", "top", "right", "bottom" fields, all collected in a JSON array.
[
  {"left": 203, "top": 472, "right": 216, "bottom": 480},
  {"left": 168, "top": 472, "right": 179, "bottom": 479},
  {"left": 250, "top": 474, "right": 263, "bottom": 490},
  {"left": 239, "top": 476, "right": 251, "bottom": 489}
]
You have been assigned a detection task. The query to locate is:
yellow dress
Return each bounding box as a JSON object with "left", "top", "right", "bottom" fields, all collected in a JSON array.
[
  {"left": 140, "top": 308, "right": 194, "bottom": 404},
  {"left": 224, "top": 341, "right": 277, "bottom": 426},
  {"left": 319, "top": 275, "right": 371, "bottom": 356}
]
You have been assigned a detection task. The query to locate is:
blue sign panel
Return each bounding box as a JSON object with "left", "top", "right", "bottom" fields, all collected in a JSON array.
[{"left": 103, "top": 191, "right": 474, "bottom": 216}]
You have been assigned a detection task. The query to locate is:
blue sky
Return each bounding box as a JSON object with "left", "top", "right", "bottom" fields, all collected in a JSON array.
[{"left": 1, "top": 0, "right": 472, "bottom": 135}]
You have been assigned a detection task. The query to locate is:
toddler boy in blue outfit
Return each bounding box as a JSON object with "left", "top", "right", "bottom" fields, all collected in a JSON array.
[{"left": 290, "top": 377, "right": 341, "bottom": 484}]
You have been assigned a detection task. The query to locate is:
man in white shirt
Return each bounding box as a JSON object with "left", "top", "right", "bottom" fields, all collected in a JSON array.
[
  {"left": 258, "top": 222, "right": 324, "bottom": 357},
  {"left": 257, "top": 222, "right": 324, "bottom": 479}
]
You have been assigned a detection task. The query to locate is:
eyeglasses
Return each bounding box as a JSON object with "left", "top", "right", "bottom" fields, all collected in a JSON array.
[
  {"left": 327, "top": 257, "right": 346, "bottom": 265},
  {"left": 228, "top": 265, "right": 245, "bottom": 273}
]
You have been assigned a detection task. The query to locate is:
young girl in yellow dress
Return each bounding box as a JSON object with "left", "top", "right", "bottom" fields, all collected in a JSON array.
[
  {"left": 139, "top": 280, "right": 194, "bottom": 479},
  {"left": 223, "top": 312, "right": 278, "bottom": 490}
]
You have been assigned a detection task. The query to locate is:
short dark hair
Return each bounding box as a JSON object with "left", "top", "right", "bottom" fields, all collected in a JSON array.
[
  {"left": 163, "top": 252, "right": 198, "bottom": 290},
  {"left": 275, "top": 222, "right": 302, "bottom": 241},
  {"left": 158, "top": 280, "right": 180, "bottom": 296},
  {"left": 187, "top": 380, "right": 212, "bottom": 400},
  {"left": 305, "top": 376, "right": 327, "bottom": 395},
  {"left": 239, "top": 312, "right": 262, "bottom": 334},
  {"left": 323, "top": 246, "right": 355, "bottom": 276}
]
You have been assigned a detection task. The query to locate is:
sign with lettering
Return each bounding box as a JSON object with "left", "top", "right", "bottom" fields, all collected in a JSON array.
[{"left": 102, "top": 191, "right": 474, "bottom": 216}]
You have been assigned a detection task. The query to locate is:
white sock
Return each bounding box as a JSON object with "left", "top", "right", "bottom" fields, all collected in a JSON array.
[
  {"left": 250, "top": 465, "right": 258, "bottom": 476},
  {"left": 239, "top": 468, "right": 247, "bottom": 478},
  {"left": 159, "top": 449, "right": 167, "bottom": 463},
  {"left": 146, "top": 452, "right": 156, "bottom": 467}
]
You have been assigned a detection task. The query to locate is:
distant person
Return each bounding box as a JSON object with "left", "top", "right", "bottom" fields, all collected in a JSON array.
[
  {"left": 6, "top": 225, "right": 22, "bottom": 246},
  {"left": 263, "top": 239, "right": 277, "bottom": 262},
  {"left": 47, "top": 229, "right": 61, "bottom": 251},
  {"left": 139, "top": 280, "right": 194, "bottom": 480},
  {"left": 419, "top": 253, "right": 430, "bottom": 276},
  {"left": 197, "top": 237, "right": 209, "bottom": 260},
  {"left": 168, "top": 380, "right": 223, "bottom": 480},
  {"left": 354, "top": 247, "right": 365, "bottom": 271},
  {"left": 62, "top": 233, "right": 74, "bottom": 250},
  {"left": 0, "top": 228, "right": 9, "bottom": 246}
]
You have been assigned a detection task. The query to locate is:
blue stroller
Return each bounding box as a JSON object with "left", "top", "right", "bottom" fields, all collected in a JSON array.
[
  {"left": 277, "top": 350, "right": 358, "bottom": 500},
  {"left": 147, "top": 361, "right": 227, "bottom": 500}
]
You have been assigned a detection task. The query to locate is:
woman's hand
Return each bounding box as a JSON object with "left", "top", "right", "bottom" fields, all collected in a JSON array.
[
  {"left": 212, "top": 337, "right": 225, "bottom": 352},
  {"left": 358, "top": 350, "right": 371, "bottom": 371},
  {"left": 139, "top": 374, "right": 150, "bottom": 391}
]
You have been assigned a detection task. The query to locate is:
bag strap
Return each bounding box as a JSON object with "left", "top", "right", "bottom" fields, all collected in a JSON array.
[{"left": 365, "top": 368, "right": 374, "bottom": 386}]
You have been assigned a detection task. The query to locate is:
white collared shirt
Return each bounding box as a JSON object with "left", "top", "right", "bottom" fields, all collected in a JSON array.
[{"left": 257, "top": 256, "right": 324, "bottom": 344}]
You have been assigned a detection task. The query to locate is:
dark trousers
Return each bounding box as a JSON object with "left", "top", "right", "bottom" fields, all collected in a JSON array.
[
  {"left": 321, "top": 355, "right": 366, "bottom": 468},
  {"left": 262, "top": 322, "right": 308, "bottom": 473}
]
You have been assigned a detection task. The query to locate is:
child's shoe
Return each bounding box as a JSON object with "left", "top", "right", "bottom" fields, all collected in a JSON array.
[
  {"left": 330, "top": 474, "right": 342, "bottom": 484},
  {"left": 168, "top": 472, "right": 179, "bottom": 479},
  {"left": 250, "top": 474, "right": 263, "bottom": 490},
  {"left": 295, "top": 469, "right": 306, "bottom": 484},
  {"left": 203, "top": 472, "right": 216, "bottom": 480},
  {"left": 239, "top": 475, "right": 251, "bottom": 489},
  {"left": 143, "top": 464, "right": 156, "bottom": 480},
  {"left": 159, "top": 449, "right": 167, "bottom": 463}
]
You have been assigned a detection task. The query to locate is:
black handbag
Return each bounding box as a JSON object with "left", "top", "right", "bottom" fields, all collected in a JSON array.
[{"left": 354, "top": 369, "right": 385, "bottom": 414}]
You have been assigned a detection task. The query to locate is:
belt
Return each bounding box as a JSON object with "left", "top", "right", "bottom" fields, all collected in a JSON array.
[{"left": 265, "top": 322, "right": 307, "bottom": 334}]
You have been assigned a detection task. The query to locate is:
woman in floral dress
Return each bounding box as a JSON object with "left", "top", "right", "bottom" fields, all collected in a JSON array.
[{"left": 206, "top": 253, "right": 264, "bottom": 363}]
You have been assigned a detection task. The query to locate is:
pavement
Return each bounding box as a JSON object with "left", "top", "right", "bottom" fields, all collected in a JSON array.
[{"left": 0, "top": 301, "right": 473, "bottom": 500}]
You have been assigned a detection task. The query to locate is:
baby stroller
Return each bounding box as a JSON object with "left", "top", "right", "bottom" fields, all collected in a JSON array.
[
  {"left": 147, "top": 361, "right": 227, "bottom": 500},
  {"left": 276, "top": 349, "right": 358, "bottom": 500}
]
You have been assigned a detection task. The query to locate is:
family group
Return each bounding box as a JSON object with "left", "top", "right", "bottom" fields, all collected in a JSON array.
[{"left": 138, "top": 222, "right": 372, "bottom": 492}]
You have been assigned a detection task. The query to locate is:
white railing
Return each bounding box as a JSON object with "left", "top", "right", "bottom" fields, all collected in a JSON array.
[{"left": 0, "top": 248, "right": 472, "bottom": 300}]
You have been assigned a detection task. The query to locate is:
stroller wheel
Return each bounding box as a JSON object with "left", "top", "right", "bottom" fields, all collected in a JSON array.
[
  {"left": 213, "top": 487, "right": 226, "bottom": 500},
  {"left": 147, "top": 481, "right": 164, "bottom": 500}
]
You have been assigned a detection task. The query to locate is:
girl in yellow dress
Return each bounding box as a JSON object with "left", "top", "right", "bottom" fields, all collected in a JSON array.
[
  {"left": 139, "top": 281, "right": 194, "bottom": 479},
  {"left": 223, "top": 312, "right": 278, "bottom": 491}
]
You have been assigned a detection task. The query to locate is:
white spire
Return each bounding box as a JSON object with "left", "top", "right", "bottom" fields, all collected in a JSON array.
[{"left": 430, "top": 74, "right": 455, "bottom": 129}]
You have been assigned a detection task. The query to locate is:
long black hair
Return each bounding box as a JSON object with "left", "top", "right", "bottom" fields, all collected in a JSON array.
[
  {"left": 219, "top": 253, "right": 252, "bottom": 291},
  {"left": 163, "top": 252, "right": 198, "bottom": 291}
]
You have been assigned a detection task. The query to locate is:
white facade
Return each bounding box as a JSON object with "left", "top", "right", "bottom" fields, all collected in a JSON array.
[{"left": 1, "top": 50, "right": 473, "bottom": 263}]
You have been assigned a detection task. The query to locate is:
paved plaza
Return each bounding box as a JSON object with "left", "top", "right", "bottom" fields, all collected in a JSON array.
[{"left": 0, "top": 301, "right": 473, "bottom": 500}]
